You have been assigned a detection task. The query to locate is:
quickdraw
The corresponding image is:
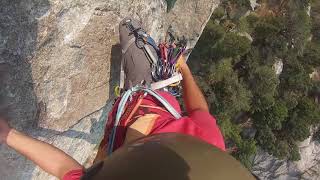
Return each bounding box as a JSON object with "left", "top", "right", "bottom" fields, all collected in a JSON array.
[{"left": 151, "top": 31, "right": 187, "bottom": 96}]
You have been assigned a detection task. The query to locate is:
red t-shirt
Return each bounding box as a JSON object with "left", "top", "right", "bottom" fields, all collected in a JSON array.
[
  {"left": 63, "top": 91, "right": 225, "bottom": 180},
  {"left": 151, "top": 110, "right": 226, "bottom": 151}
]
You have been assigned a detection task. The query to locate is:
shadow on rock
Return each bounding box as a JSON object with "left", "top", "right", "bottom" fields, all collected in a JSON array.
[
  {"left": 109, "top": 44, "right": 121, "bottom": 98},
  {"left": 0, "top": 0, "right": 50, "bottom": 179}
]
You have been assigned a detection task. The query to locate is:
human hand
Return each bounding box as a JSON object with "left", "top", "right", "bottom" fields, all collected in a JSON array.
[
  {"left": 176, "top": 55, "right": 188, "bottom": 72},
  {"left": 0, "top": 118, "right": 11, "bottom": 144}
]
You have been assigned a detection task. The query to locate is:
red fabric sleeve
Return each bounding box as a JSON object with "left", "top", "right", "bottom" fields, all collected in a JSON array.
[
  {"left": 189, "top": 110, "right": 218, "bottom": 128},
  {"left": 189, "top": 110, "right": 226, "bottom": 151},
  {"left": 62, "top": 169, "right": 83, "bottom": 180}
]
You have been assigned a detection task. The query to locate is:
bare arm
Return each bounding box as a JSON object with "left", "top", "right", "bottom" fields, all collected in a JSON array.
[
  {"left": 0, "top": 119, "right": 83, "bottom": 180},
  {"left": 178, "top": 56, "right": 209, "bottom": 114}
]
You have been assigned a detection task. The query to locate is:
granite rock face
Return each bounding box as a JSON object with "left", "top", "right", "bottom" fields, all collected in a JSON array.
[
  {"left": 252, "top": 129, "right": 320, "bottom": 180},
  {"left": 0, "top": 0, "right": 218, "bottom": 179}
]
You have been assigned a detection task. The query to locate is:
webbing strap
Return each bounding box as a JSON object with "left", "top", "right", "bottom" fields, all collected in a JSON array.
[
  {"left": 120, "top": 37, "right": 135, "bottom": 89},
  {"left": 144, "top": 44, "right": 158, "bottom": 65},
  {"left": 119, "top": 57, "right": 125, "bottom": 89},
  {"left": 107, "top": 86, "right": 182, "bottom": 154},
  {"left": 151, "top": 73, "right": 182, "bottom": 90},
  {"left": 146, "top": 36, "right": 159, "bottom": 52}
]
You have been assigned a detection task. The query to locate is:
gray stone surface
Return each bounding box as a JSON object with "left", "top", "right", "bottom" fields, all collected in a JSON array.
[
  {"left": 252, "top": 150, "right": 301, "bottom": 180},
  {"left": 0, "top": 0, "right": 219, "bottom": 179},
  {"left": 252, "top": 129, "right": 320, "bottom": 180}
]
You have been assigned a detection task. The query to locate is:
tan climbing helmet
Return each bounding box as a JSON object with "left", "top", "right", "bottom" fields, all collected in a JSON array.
[{"left": 82, "top": 133, "right": 255, "bottom": 180}]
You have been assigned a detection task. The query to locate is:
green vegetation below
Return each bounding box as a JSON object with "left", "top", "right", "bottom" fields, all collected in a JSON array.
[{"left": 190, "top": 0, "right": 320, "bottom": 168}]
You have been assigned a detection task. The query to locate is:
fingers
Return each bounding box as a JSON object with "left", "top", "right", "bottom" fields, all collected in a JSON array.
[{"left": 176, "top": 55, "right": 188, "bottom": 71}]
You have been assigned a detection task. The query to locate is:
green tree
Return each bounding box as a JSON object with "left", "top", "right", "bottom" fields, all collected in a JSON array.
[
  {"left": 207, "top": 58, "right": 233, "bottom": 83},
  {"left": 311, "top": 0, "right": 320, "bottom": 42},
  {"left": 294, "top": 97, "right": 320, "bottom": 125},
  {"left": 202, "top": 58, "right": 252, "bottom": 119},
  {"left": 282, "top": 91, "right": 300, "bottom": 110},
  {"left": 213, "top": 68, "right": 252, "bottom": 117},
  {"left": 302, "top": 42, "right": 320, "bottom": 70},
  {"left": 252, "top": 16, "right": 288, "bottom": 63},
  {"left": 249, "top": 66, "right": 279, "bottom": 112},
  {"left": 214, "top": 32, "right": 251, "bottom": 59},
  {"left": 255, "top": 126, "right": 276, "bottom": 153},
  {"left": 311, "top": 81, "right": 320, "bottom": 98},
  {"left": 190, "top": 0, "right": 319, "bottom": 163},
  {"left": 285, "top": 97, "right": 320, "bottom": 141},
  {"left": 254, "top": 20, "right": 282, "bottom": 41},
  {"left": 287, "top": 115, "right": 310, "bottom": 142},
  {"left": 246, "top": 13, "right": 259, "bottom": 29},
  {"left": 289, "top": 143, "right": 301, "bottom": 161},
  {"left": 285, "top": 2, "right": 311, "bottom": 54},
  {"left": 273, "top": 140, "right": 290, "bottom": 159},
  {"left": 280, "top": 54, "right": 312, "bottom": 94},
  {"left": 211, "top": 6, "right": 225, "bottom": 20},
  {"left": 229, "top": 0, "right": 251, "bottom": 8},
  {"left": 192, "top": 20, "right": 226, "bottom": 61},
  {"left": 234, "top": 139, "right": 257, "bottom": 169},
  {"left": 253, "top": 100, "right": 288, "bottom": 130},
  {"left": 218, "top": 118, "right": 242, "bottom": 143}
]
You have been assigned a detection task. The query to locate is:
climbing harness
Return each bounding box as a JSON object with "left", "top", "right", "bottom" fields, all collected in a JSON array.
[
  {"left": 107, "top": 19, "right": 191, "bottom": 154},
  {"left": 107, "top": 85, "right": 182, "bottom": 154}
]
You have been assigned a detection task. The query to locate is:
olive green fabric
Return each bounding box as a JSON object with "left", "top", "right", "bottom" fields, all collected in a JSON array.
[
  {"left": 82, "top": 133, "right": 255, "bottom": 180},
  {"left": 119, "top": 17, "right": 155, "bottom": 89}
]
